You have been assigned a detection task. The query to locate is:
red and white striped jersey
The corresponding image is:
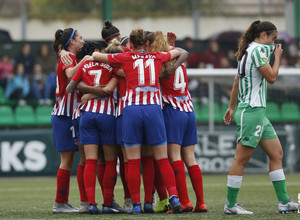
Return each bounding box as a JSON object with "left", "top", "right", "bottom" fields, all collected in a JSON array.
[
  {"left": 160, "top": 64, "right": 194, "bottom": 112},
  {"left": 115, "top": 75, "right": 127, "bottom": 117},
  {"left": 108, "top": 51, "right": 171, "bottom": 107},
  {"left": 72, "top": 60, "right": 117, "bottom": 115},
  {"left": 52, "top": 54, "right": 78, "bottom": 117}
]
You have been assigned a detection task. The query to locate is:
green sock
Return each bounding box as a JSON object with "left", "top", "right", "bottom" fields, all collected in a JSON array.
[
  {"left": 227, "top": 186, "right": 240, "bottom": 208},
  {"left": 272, "top": 180, "right": 289, "bottom": 203}
]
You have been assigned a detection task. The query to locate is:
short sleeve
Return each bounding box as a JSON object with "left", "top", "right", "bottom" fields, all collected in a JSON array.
[
  {"left": 108, "top": 53, "right": 126, "bottom": 67},
  {"left": 61, "top": 55, "right": 77, "bottom": 72},
  {"left": 157, "top": 52, "right": 171, "bottom": 63},
  {"left": 252, "top": 47, "right": 269, "bottom": 68}
]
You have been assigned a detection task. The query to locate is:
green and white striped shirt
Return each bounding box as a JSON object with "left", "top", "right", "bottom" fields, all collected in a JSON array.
[{"left": 237, "top": 42, "right": 275, "bottom": 108}]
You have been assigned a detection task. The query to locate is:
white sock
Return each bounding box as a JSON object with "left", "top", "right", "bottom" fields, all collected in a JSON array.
[
  {"left": 227, "top": 175, "right": 243, "bottom": 188},
  {"left": 269, "top": 169, "right": 285, "bottom": 182}
]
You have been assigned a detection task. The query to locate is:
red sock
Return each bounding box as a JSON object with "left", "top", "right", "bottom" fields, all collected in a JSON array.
[
  {"left": 97, "top": 163, "right": 105, "bottom": 196},
  {"left": 55, "top": 168, "right": 71, "bottom": 203},
  {"left": 119, "top": 156, "right": 131, "bottom": 199},
  {"left": 77, "top": 164, "right": 88, "bottom": 202},
  {"left": 188, "top": 165, "right": 205, "bottom": 204},
  {"left": 84, "top": 159, "right": 97, "bottom": 205},
  {"left": 154, "top": 161, "right": 168, "bottom": 200},
  {"left": 141, "top": 156, "right": 154, "bottom": 203},
  {"left": 103, "top": 160, "right": 117, "bottom": 206},
  {"left": 156, "top": 158, "right": 178, "bottom": 197},
  {"left": 172, "top": 160, "right": 190, "bottom": 204},
  {"left": 127, "top": 159, "right": 141, "bottom": 204},
  {"left": 123, "top": 161, "right": 131, "bottom": 198}
]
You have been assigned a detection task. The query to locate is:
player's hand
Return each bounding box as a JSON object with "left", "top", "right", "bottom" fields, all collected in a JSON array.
[
  {"left": 167, "top": 32, "right": 176, "bottom": 47},
  {"left": 83, "top": 55, "right": 92, "bottom": 61},
  {"left": 61, "top": 50, "right": 73, "bottom": 66},
  {"left": 223, "top": 108, "right": 234, "bottom": 125},
  {"left": 274, "top": 44, "right": 283, "bottom": 58}
]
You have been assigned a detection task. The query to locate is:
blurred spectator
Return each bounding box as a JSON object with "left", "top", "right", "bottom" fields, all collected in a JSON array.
[
  {"left": 220, "top": 57, "right": 231, "bottom": 68},
  {"left": 15, "top": 43, "right": 35, "bottom": 76},
  {"left": 182, "top": 37, "right": 196, "bottom": 53},
  {"left": 35, "top": 44, "right": 57, "bottom": 74},
  {"left": 227, "top": 49, "right": 238, "bottom": 68},
  {"left": 280, "top": 56, "right": 290, "bottom": 68},
  {"left": 204, "top": 40, "right": 225, "bottom": 68},
  {"left": 286, "top": 44, "right": 299, "bottom": 66},
  {"left": 31, "top": 64, "right": 45, "bottom": 104},
  {"left": 183, "top": 37, "right": 208, "bottom": 68},
  {"left": 0, "top": 54, "right": 13, "bottom": 88},
  {"left": 5, "top": 63, "right": 30, "bottom": 105},
  {"left": 31, "top": 63, "right": 55, "bottom": 105},
  {"left": 295, "top": 56, "right": 300, "bottom": 68}
]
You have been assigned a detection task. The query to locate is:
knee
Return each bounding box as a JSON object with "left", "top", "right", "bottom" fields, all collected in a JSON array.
[
  {"left": 270, "top": 149, "right": 283, "bottom": 162},
  {"left": 60, "top": 157, "right": 75, "bottom": 170}
]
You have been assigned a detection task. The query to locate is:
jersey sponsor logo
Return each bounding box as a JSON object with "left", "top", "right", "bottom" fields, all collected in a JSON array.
[
  {"left": 261, "top": 57, "right": 268, "bottom": 62},
  {"left": 135, "top": 86, "right": 158, "bottom": 92},
  {"left": 95, "top": 96, "right": 108, "bottom": 100},
  {"left": 174, "top": 95, "right": 188, "bottom": 101}
]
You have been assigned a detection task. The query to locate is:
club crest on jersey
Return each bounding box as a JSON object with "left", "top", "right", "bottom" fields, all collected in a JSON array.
[{"left": 261, "top": 57, "right": 268, "bottom": 62}]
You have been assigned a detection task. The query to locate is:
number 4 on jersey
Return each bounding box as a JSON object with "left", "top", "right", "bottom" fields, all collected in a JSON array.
[{"left": 173, "top": 66, "right": 186, "bottom": 93}]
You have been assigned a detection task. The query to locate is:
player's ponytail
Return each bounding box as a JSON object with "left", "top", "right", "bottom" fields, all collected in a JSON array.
[
  {"left": 236, "top": 20, "right": 277, "bottom": 61},
  {"left": 148, "top": 31, "right": 169, "bottom": 52},
  {"left": 105, "top": 39, "right": 124, "bottom": 54},
  {"left": 53, "top": 29, "right": 63, "bottom": 55},
  {"left": 52, "top": 28, "right": 76, "bottom": 55}
]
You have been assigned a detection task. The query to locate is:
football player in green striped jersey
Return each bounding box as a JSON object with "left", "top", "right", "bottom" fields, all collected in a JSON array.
[{"left": 223, "top": 20, "right": 299, "bottom": 214}]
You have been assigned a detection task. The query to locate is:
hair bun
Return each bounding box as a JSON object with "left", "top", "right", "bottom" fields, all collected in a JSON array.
[{"left": 104, "top": 20, "right": 112, "bottom": 28}]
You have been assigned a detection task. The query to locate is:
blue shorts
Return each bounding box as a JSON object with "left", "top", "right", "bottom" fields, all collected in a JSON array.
[
  {"left": 72, "top": 117, "right": 80, "bottom": 143},
  {"left": 80, "top": 111, "right": 116, "bottom": 145},
  {"left": 116, "top": 115, "right": 123, "bottom": 145},
  {"left": 163, "top": 105, "right": 198, "bottom": 147},
  {"left": 51, "top": 115, "right": 78, "bottom": 152},
  {"left": 122, "top": 105, "right": 167, "bottom": 146}
]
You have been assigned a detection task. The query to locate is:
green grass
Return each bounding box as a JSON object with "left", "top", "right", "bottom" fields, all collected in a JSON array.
[{"left": 0, "top": 174, "right": 299, "bottom": 219}]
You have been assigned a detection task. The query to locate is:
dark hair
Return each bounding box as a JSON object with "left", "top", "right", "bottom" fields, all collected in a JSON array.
[
  {"left": 236, "top": 20, "right": 277, "bottom": 61},
  {"left": 77, "top": 41, "right": 108, "bottom": 59},
  {"left": 52, "top": 28, "right": 77, "bottom": 55},
  {"left": 145, "top": 31, "right": 154, "bottom": 45},
  {"left": 130, "top": 28, "right": 147, "bottom": 49},
  {"left": 101, "top": 20, "right": 120, "bottom": 44}
]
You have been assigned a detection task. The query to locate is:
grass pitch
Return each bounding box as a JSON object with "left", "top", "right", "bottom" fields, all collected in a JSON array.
[{"left": 0, "top": 174, "right": 299, "bottom": 219}]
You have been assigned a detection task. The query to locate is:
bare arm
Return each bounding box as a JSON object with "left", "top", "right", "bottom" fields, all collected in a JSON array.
[
  {"left": 224, "top": 74, "right": 239, "bottom": 125},
  {"left": 169, "top": 49, "right": 181, "bottom": 60},
  {"left": 65, "top": 55, "right": 91, "bottom": 80},
  {"left": 161, "top": 47, "right": 189, "bottom": 78},
  {"left": 77, "top": 77, "right": 118, "bottom": 98},
  {"left": 258, "top": 44, "right": 283, "bottom": 84},
  {"left": 66, "top": 80, "right": 78, "bottom": 93},
  {"left": 92, "top": 52, "right": 110, "bottom": 63}
]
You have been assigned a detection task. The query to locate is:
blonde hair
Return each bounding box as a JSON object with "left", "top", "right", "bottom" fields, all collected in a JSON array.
[
  {"left": 147, "top": 31, "right": 175, "bottom": 73},
  {"left": 105, "top": 38, "right": 124, "bottom": 54}
]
